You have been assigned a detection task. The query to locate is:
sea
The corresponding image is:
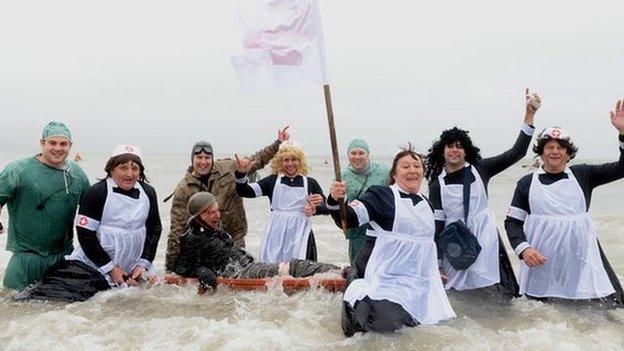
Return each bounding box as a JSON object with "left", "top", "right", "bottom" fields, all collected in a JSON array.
[{"left": 1, "top": 152, "right": 623, "bottom": 350}]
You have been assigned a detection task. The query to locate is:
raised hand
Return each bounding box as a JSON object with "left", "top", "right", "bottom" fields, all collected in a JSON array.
[
  {"left": 278, "top": 124, "right": 291, "bottom": 142},
  {"left": 235, "top": 154, "right": 256, "bottom": 174},
  {"left": 610, "top": 99, "right": 624, "bottom": 134},
  {"left": 524, "top": 87, "right": 541, "bottom": 125}
]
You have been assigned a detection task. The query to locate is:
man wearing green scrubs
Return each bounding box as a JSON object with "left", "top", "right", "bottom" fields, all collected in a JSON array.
[{"left": 0, "top": 122, "right": 90, "bottom": 290}]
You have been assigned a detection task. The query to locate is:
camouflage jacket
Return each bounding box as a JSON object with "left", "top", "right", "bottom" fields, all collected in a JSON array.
[{"left": 165, "top": 140, "right": 280, "bottom": 271}]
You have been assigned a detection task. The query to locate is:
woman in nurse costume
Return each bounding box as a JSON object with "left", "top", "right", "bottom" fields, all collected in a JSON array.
[
  {"left": 235, "top": 141, "right": 327, "bottom": 263},
  {"left": 504, "top": 100, "right": 624, "bottom": 305},
  {"left": 328, "top": 147, "right": 455, "bottom": 337}
]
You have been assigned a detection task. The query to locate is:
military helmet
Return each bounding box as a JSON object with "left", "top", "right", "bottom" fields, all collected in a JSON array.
[{"left": 188, "top": 192, "right": 217, "bottom": 223}]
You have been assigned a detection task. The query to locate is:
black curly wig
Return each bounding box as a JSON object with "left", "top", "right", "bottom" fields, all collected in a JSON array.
[{"left": 425, "top": 127, "right": 482, "bottom": 180}]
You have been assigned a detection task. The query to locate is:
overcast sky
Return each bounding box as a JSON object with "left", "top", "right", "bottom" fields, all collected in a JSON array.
[{"left": 1, "top": 1, "right": 623, "bottom": 159}]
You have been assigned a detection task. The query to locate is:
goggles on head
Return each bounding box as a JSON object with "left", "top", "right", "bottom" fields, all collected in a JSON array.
[
  {"left": 538, "top": 127, "right": 571, "bottom": 141},
  {"left": 193, "top": 144, "right": 213, "bottom": 155}
]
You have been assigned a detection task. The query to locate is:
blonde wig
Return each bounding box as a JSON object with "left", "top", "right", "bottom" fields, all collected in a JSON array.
[{"left": 270, "top": 142, "right": 309, "bottom": 176}]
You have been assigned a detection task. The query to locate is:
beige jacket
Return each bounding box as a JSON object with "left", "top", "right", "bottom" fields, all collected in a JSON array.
[{"left": 165, "top": 140, "right": 280, "bottom": 271}]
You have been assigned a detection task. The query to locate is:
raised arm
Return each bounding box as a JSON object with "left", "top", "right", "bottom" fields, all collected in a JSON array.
[
  {"left": 480, "top": 88, "right": 539, "bottom": 177},
  {"left": 246, "top": 125, "right": 290, "bottom": 172},
  {"left": 584, "top": 100, "right": 624, "bottom": 188},
  {"left": 234, "top": 154, "right": 264, "bottom": 198},
  {"left": 234, "top": 159, "right": 276, "bottom": 199}
]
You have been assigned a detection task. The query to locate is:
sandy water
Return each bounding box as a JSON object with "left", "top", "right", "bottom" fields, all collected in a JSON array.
[{"left": 1, "top": 152, "right": 623, "bottom": 350}]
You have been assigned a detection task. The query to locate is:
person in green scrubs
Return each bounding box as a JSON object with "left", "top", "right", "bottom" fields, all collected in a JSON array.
[
  {"left": 0, "top": 122, "right": 90, "bottom": 290},
  {"left": 341, "top": 139, "right": 389, "bottom": 263}
]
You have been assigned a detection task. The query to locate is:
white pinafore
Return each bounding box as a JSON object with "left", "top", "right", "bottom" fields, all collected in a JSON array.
[
  {"left": 259, "top": 175, "right": 312, "bottom": 263},
  {"left": 438, "top": 164, "right": 500, "bottom": 290},
  {"left": 519, "top": 167, "right": 614, "bottom": 299},
  {"left": 68, "top": 178, "right": 150, "bottom": 284},
  {"left": 343, "top": 185, "right": 455, "bottom": 324}
]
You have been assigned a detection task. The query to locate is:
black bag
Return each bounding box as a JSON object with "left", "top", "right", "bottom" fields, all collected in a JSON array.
[{"left": 438, "top": 166, "right": 482, "bottom": 270}]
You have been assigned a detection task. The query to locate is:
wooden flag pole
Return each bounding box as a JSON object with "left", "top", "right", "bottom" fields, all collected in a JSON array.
[{"left": 323, "top": 84, "right": 348, "bottom": 233}]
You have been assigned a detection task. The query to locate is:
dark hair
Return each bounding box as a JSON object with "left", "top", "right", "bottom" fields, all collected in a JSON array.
[
  {"left": 104, "top": 154, "right": 148, "bottom": 182},
  {"left": 532, "top": 138, "right": 578, "bottom": 160},
  {"left": 425, "top": 127, "right": 482, "bottom": 180},
  {"left": 388, "top": 144, "right": 426, "bottom": 185}
]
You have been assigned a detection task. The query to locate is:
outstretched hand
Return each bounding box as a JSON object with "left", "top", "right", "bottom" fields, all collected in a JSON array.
[
  {"left": 610, "top": 99, "right": 624, "bottom": 134},
  {"left": 524, "top": 87, "right": 541, "bottom": 125},
  {"left": 235, "top": 154, "right": 256, "bottom": 174},
  {"left": 278, "top": 125, "right": 291, "bottom": 142}
]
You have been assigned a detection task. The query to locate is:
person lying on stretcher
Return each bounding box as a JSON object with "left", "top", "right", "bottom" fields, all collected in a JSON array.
[{"left": 170, "top": 192, "right": 343, "bottom": 292}]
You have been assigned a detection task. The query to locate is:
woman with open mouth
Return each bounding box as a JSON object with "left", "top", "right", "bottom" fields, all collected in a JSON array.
[
  {"left": 328, "top": 147, "right": 455, "bottom": 336},
  {"left": 17, "top": 144, "right": 162, "bottom": 302}
]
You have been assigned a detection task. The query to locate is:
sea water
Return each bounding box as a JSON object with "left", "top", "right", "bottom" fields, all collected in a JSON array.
[{"left": 1, "top": 152, "right": 623, "bottom": 350}]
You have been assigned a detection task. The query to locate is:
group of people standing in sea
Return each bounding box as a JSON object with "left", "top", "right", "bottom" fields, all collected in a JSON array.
[{"left": 1, "top": 90, "right": 623, "bottom": 337}]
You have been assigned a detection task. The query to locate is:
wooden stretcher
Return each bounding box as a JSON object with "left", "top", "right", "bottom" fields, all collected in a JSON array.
[{"left": 158, "top": 274, "right": 346, "bottom": 294}]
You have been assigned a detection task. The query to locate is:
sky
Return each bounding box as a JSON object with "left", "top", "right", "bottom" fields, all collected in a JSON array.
[{"left": 1, "top": 1, "right": 623, "bottom": 159}]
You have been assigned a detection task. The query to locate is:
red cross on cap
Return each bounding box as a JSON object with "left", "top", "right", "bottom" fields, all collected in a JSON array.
[
  {"left": 550, "top": 129, "right": 561, "bottom": 138},
  {"left": 79, "top": 217, "right": 88, "bottom": 226},
  {"left": 125, "top": 146, "right": 134, "bottom": 152}
]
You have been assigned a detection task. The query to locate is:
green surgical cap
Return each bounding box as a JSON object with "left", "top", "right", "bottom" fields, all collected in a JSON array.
[
  {"left": 347, "top": 138, "right": 369, "bottom": 154},
  {"left": 42, "top": 121, "right": 72, "bottom": 141}
]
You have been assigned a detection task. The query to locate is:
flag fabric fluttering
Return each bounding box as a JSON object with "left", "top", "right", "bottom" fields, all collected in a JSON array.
[{"left": 230, "top": 0, "right": 329, "bottom": 93}]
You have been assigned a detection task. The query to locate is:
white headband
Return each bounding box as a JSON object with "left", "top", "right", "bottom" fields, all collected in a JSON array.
[
  {"left": 538, "top": 127, "right": 572, "bottom": 141},
  {"left": 111, "top": 144, "right": 143, "bottom": 158}
]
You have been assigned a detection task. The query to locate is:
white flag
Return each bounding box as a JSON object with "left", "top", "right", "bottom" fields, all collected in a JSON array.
[{"left": 230, "top": 0, "right": 329, "bottom": 93}]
